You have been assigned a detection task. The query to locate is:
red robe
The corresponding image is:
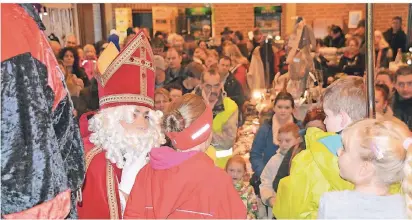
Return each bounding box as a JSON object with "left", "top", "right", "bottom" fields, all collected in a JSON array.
[
  {"left": 77, "top": 113, "right": 122, "bottom": 219},
  {"left": 124, "top": 147, "right": 247, "bottom": 219}
]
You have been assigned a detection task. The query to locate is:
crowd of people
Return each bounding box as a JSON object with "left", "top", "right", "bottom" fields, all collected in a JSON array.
[{"left": 2, "top": 3, "right": 412, "bottom": 219}]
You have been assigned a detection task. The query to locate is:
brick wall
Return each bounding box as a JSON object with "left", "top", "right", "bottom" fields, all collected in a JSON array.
[
  {"left": 111, "top": 3, "right": 285, "bottom": 38},
  {"left": 296, "top": 3, "right": 409, "bottom": 33},
  {"left": 110, "top": 3, "right": 409, "bottom": 38}
]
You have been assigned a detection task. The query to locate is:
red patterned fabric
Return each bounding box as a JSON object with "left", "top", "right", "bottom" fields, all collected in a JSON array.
[{"left": 95, "top": 31, "right": 155, "bottom": 110}]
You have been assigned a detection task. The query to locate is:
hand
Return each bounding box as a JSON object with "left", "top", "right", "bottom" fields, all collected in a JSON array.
[
  {"left": 269, "top": 197, "right": 276, "bottom": 207},
  {"left": 201, "top": 89, "right": 218, "bottom": 108},
  {"left": 119, "top": 153, "right": 148, "bottom": 195}
]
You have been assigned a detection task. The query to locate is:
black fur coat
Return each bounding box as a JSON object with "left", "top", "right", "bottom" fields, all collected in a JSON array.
[{"left": 1, "top": 4, "right": 85, "bottom": 218}]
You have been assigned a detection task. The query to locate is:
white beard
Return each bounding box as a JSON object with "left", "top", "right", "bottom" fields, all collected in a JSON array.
[{"left": 88, "top": 105, "right": 165, "bottom": 169}]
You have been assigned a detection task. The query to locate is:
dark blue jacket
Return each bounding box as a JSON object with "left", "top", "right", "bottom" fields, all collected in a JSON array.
[{"left": 250, "top": 118, "right": 302, "bottom": 177}]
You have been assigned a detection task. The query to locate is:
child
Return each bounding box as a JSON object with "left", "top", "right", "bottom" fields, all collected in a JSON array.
[
  {"left": 273, "top": 76, "right": 368, "bottom": 218},
  {"left": 272, "top": 107, "right": 326, "bottom": 194},
  {"left": 260, "top": 123, "right": 301, "bottom": 209},
  {"left": 226, "top": 155, "right": 259, "bottom": 219},
  {"left": 318, "top": 117, "right": 411, "bottom": 218},
  {"left": 81, "top": 44, "right": 97, "bottom": 80}
]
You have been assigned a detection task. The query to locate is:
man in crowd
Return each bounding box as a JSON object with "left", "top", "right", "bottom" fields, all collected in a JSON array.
[
  {"left": 392, "top": 66, "right": 412, "bottom": 130},
  {"left": 65, "top": 33, "right": 78, "bottom": 48},
  {"left": 2, "top": 4, "right": 84, "bottom": 218},
  {"left": 154, "top": 55, "right": 166, "bottom": 88},
  {"left": 77, "top": 31, "right": 165, "bottom": 219},
  {"left": 218, "top": 56, "right": 245, "bottom": 109},
  {"left": 384, "top": 16, "right": 408, "bottom": 57},
  {"left": 195, "top": 64, "right": 238, "bottom": 168},
  {"left": 165, "top": 47, "right": 185, "bottom": 84},
  {"left": 200, "top": 24, "right": 212, "bottom": 42},
  {"left": 176, "top": 61, "right": 204, "bottom": 94}
]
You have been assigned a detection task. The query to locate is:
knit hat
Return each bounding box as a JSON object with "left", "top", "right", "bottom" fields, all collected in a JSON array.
[{"left": 153, "top": 55, "right": 166, "bottom": 71}]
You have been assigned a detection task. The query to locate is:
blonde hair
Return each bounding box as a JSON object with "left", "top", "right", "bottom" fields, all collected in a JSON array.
[
  {"left": 207, "top": 49, "right": 219, "bottom": 59},
  {"left": 162, "top": 93, "right": 207, "bottom": 134},
  {"left": 155, "top": 88, "right": 170, "bottom": 100},
  {"left": 223, "top": 44, "right": 248, "bottom": 66},
  {"left": 323, "top": 76, "right": 367, "bottom": 122},
  {"left": 374, "top": 30, "right": 390, "bottom": 49},
  {"left": 83, "top": 44, "right": 96, "bottom": 54},
  {"left": 341, "top": 117, "right": 412, "bottom": 217}
]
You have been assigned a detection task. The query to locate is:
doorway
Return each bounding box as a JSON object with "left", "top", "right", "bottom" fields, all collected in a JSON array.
[{"left": 132, "top": 12, "right": 153, "bottom": 37}]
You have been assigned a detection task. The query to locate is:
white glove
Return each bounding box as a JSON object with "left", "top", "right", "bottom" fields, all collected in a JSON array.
[{"left": 118, "top": 153, "right": 148, "bottom": 195}]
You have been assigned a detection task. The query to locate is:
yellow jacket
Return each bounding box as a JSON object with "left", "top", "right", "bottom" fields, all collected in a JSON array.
[
  {"left": 273, "top": 127, "right": 401, "bottom": 219},
  {"left": 273, "top": 127, "right": 353, "bottom": 219}
]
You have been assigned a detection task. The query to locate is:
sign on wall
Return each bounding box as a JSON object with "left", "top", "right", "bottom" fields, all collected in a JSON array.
[
  {"left": 152, "top": 7, "right": 178, "bottom": 34},
  {"left": 115, "top": 8, "right": 132, "bottom": 45},
  {"left": 254, "top": 6, "right": 282, "bottom": 37}
]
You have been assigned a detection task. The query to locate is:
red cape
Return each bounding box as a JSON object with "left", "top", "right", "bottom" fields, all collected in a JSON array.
[{"left": 124, "top": 147, "right": 247, "bottom": 219}]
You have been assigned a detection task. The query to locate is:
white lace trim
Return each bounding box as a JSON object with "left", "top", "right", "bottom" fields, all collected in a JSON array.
[{"left": 99, "top": 94, "right": 154, "bottom": 107}]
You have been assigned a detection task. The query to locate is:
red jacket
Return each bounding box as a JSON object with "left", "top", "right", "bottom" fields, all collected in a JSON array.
[
  {"left": 124, "top": 147, "right": 247, "bottom": 219},
  {"left": 233, "top": 64, "right": 248, "bottom": 95}
]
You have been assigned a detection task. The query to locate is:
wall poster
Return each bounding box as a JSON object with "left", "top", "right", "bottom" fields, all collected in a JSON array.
[{"left": 254, "top": 6, "right": 282, "bottom": 37}]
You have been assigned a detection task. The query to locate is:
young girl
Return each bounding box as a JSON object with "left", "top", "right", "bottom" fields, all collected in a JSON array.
[
  {"left": 226, "top": 155, "right": 259, "bottom": 219},
  {"left": 318, "top": 117, "right": 412, "bottom": 218},
  {"left": 375, "top": 84, "right": 393, "bottom": 118},
  {"left": 260, "top": 123, "right": 301, "bottom": 209}
]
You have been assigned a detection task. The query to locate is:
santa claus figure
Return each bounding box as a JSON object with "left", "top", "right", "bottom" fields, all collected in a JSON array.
[{"left": 77, "top": 31, "right": 165, "bottom": 219}]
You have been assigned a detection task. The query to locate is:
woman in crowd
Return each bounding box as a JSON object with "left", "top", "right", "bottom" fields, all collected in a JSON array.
[
  {"left": 250, "top": 92, "right": 301, "bottom": 194},
  {"left": 318, "top": 118, "right": 409, "bottom": 218},
  {"left": 59, "top": 47, "right": 90, "bottom": 87},
  {"left": 375, "top": 30, "right": 393, "bottom": 69},
  {"left": 224, "top": 44, "right": 249, "bottom": 94},
  {"left": 154, "top": 88, "right": 171, "bottom": 113},
  {"left": 375, "top": 84, "right": 393, "bottom": 118},
  {"left": 338, "top": 37, "right": 365, "bottom": 77},
  {"left": 193, "top": 47, "right": 208, "bottom": 65},
  {"left": 205, "top": 49, "right": 219, "bottom": 69},
  {"left": 124, "top": 94, "right": 247, "bottom": 219}
]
